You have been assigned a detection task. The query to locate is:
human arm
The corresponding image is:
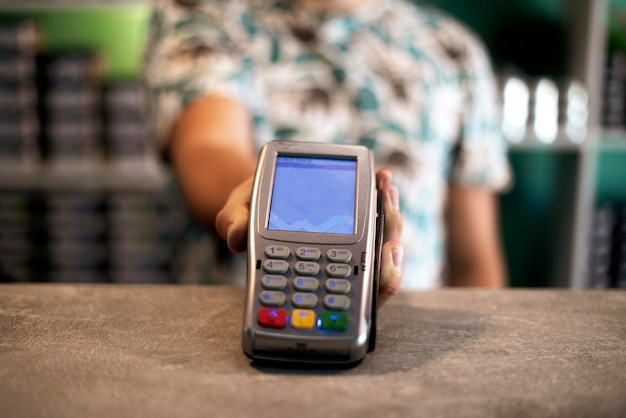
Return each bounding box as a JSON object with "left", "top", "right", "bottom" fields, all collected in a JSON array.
[
  {"left": 170, "top": 95, "right": 404, "bottom": 305},
  {"left": 170, "top": 96, "right": 257, "bottom": 230},
  {"left": 430, "top": 16, "right": 511, "bottom": 287},
  {"left": 142, "top": 0, "right": 259, "bottom": 229},
  {"left": 445, "top": 186, "right": 506, "bottom": 287}
]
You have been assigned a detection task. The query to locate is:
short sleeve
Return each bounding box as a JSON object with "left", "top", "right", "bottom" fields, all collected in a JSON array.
[
  {"left": 446, "top": 22, "right": 512, "bottom": 191},
  {"left": 142, "top": 0, "right": 257, "bottom": 151}
]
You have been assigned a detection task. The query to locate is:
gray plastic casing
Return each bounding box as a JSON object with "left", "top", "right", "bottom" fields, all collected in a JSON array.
[{"left": 242, "top": 141, "right": 378, "bottom": 364}]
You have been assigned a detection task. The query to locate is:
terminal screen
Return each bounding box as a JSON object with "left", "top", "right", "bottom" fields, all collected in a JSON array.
[{"left": 268, "top": 155, "right": 357, "bottom": 234}]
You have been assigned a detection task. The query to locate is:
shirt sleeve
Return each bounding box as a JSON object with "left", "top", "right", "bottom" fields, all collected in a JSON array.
[
  {"left": 142, "top": 0, "right": 257, "bottom": 151},
  {"left": 443, "top": 19, "right": 512, "bottom": 191}
]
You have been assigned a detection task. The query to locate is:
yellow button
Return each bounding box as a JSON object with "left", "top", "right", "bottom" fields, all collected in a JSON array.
[{"left": 291, "top": 309, "right": 316, "bottom": 329}]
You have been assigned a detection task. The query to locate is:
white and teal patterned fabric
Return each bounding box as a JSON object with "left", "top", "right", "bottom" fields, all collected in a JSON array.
[{"left": 143, "top": 0, "right": 512, "bottom": 289}]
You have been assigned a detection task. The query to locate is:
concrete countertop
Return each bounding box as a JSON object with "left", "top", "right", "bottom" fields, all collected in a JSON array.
[{"left": 0, "top": 285, "right": 625, "bottom": 418}]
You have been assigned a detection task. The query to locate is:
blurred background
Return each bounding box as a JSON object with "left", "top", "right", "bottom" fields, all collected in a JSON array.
[{"left": 0, "top": 0, "right": 624, "bottom": 288}]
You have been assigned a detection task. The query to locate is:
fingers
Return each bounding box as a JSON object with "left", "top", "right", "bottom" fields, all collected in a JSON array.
[
  {"left": 375, "top": 169, "right": 404, "bottom": 307},
  {"left": 215, "top": 177, "right": 254, "bottom": 253},
  {"left": 376, "top": 170, "right": 402, "bottom": 243},
  {"left": 378, "top": 241, "right": 403, "bottom": 307}
]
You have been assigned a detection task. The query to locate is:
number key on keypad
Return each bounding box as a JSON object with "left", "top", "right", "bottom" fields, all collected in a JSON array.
[
  {"left": 325, "top": 263, "right": 351, "bottom": 278},
  {"left": 265, "top": 245, "right": 291, "bottom": 259},
  {"left": 327, "top": 249, "right": 352, "bottom": 263},
  {"left": 325, "top": 279, "right": 351, "bottom": 293},
  {"left": 324, "top": 294, "right": 350, "bottom": 310},
  {"left": 263, "top": 259, "right": 289, "bottom": 274},
  {"left": 293, "top": 276, "right": 319, "bottom": 291},
  {"left": 259, "top": 291, "right": 286, "bottom": 306},
  {"left": 294, "top": 261, "right": 320, "bottom": 276},
  {"left": 261, "top": 275, "right": 287, "bottom": 290},
  {"left": 296, "top": 247, "right": 321, "bottom": 261},
  {"left": 292, "top": 292, "right": 318, "bottom": 308}
]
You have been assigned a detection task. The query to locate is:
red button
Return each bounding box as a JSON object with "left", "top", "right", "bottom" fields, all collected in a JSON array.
[{"left": 258, "top": 307, "right": 288, "bottom": 328}]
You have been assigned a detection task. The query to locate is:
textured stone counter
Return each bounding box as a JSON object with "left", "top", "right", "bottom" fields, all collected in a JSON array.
[{"left": 0, "top": 285, "right": 625, "bottom": 417}]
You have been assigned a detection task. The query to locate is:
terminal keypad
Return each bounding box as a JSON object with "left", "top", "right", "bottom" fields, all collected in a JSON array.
[{"left": 258, "top": 245, "right": 355, "bottom": 331}]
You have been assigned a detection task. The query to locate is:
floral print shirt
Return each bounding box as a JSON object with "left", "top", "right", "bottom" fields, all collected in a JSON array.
[{"left": 143, "top": 0, "right": 511, "bottom": 289}]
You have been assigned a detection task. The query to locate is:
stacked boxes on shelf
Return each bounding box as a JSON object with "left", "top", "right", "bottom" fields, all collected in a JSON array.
[
  {"left": 103, "top": 82, "right": 183, "bottom": 284},
  {"left": 0, "top": 18, "right": 187, "bottom": 284},
  {"left": 604, "top": 2, "right": 626, "bottom": 131},
  {"left": 45, "top": 193, "right": 107, "bottom": 283},
  {"left": 104, "top": 82, "right": 149, "bottom": 162},
  {"left": 37, "top": 51, "right": 108, "bottom": 282},
  {"left": 0, "top": 20, "right": 40, "bottom": 282},
  {"left": 587, "top": 205, "right": 617, "bottom": 288},
  {"left": 602, "top": 54, "right": 626, "bottom": 129},
  {"left": 0, "top": 20, "right": 40, "bottom": 167},
  {"left": 107, "top": 191, "right": 183, "bottom": 284},
  {"left": 610, "top": 206, "right": 626, "bottom": 288},
  {"left": 0, "top": 194, "right": 36, "bottom": 282},
  {"left": 588, "top": 204, "right": 626, "bottom": 288},
  {"left": 37, "top": 51, "right": 103, "bottom": 164}
]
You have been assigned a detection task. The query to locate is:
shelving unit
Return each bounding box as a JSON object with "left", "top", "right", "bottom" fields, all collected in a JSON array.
[
  {"left": 0, "top": 161, "right": 171, "bottom": 192},
  {"left": 426, "top": 0, "right": 625, "bottom": 288},
  {"left": 1, "top": 0, "right": 624, "bottom": 287},
  {"left": 0, "top": 0, "right": 159, "bottom": 195},
  {"left": 564, "top": 0, "right": 606, "bottom": 289},
  {"left": 0, "top": 3, "right": 185, "bottom": 285}
]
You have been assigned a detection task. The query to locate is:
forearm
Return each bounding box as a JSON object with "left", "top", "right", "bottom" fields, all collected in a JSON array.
[
  {"left": 446, "top": 186, "right": 507, "bottom": 288},
  {"left": 447, "top": 246, "right": 505, "bottom": 287},
  {"left": 169, "top": 96, "right": 256, "bottom": 230},
  {"left": 172, "top": 142, "right": 256, "bottom": 230}
]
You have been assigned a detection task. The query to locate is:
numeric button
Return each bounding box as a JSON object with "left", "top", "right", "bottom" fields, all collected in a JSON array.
[
  {"left": 265, "top": 245, "right": 291, "bottom": 259},
  {"left": 261, "top": 275, "right": 287, "bottom": 290},
  {"left": 294, "top": 261, "right": 320, "bottom": 276},
  {"left": 292, "top": 293, "right": 318, "bottom": 308},
  {"left": 296, "top": 247, "right": 321, "bottom": 261},
  {"left": 324, "top": 295, "right": 350, "bottom": 310},
  {"left": 259, "top": 291, "right": 286, "bottom": 306},
  {"left": 327, "top": 249, "right": 352, "bottom": 263},
  {"left": 293, "top": 277, "right": 319, "bottom": 291},
  {"left": 325, "top": 279, "right": 351, "bottom": 293},
  {"left": 325, "top": 263, "right": 351, "bottom": 278},
  {"left": 263, "top": 259, "right": 289, "bottom": 274}
]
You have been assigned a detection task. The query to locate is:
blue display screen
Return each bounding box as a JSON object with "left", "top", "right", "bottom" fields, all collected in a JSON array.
[{"left": 268, "top": 155, "right": 357, "bottom": 234}]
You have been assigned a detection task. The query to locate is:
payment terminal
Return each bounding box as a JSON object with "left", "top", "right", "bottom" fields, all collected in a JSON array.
[{"left": 242, "top": 141, "right": 383, "bottom": 364}]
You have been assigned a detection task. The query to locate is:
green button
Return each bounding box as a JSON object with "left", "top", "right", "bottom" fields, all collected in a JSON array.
[{"left": 320, "top": 311, "right": 348, "bottom": 331}]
